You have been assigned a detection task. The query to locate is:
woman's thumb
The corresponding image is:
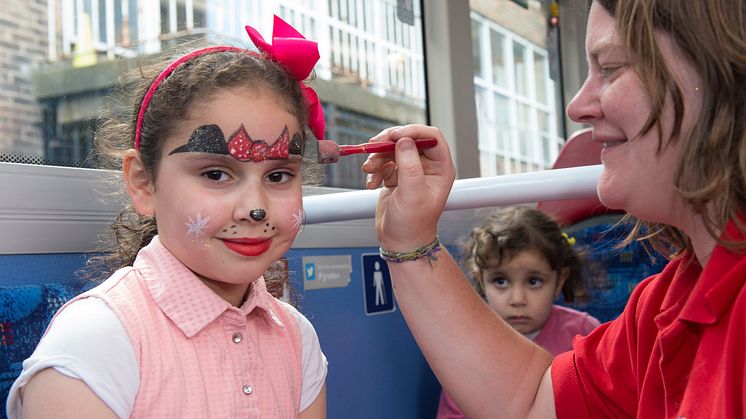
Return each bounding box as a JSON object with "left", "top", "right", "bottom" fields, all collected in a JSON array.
[{"left": 395, "top": 139, "right": 425, "bottom": 189}]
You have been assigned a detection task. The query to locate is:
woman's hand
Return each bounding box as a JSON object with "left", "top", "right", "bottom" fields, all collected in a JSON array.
[{"left": 362, "top": 124, "right": 456, "bottom": 252}]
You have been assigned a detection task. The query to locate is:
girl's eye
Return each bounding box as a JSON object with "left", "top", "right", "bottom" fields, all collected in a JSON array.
[
  {"left": 527, "top": 277, "right": 545, "bottom": 288},
  {"left": 266, "top": 170, "right": 295, "bottom": 184},
  {"left": 491, "top": 277, "right": 508, "bottom": 288},
  {"left": 202, "top": 169, "right": 230, "bottom": 182}
]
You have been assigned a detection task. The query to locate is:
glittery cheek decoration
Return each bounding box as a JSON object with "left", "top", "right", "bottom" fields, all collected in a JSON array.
[
  {"left": 289, "top": 208, "right": 305, "bottom": 234},
  {"left": 185, "top": 211, "right": 212, "bottom": 244}
]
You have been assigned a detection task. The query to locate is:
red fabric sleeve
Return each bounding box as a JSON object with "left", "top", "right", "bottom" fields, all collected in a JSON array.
[
  {"left": 552, "top": 350, "right": 593, "bottom": 418},
  {"left": 551, "top": 272, "right": 670, "bottom": 418}
]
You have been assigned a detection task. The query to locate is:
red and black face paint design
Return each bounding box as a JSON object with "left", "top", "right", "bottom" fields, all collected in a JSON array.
[{"left": 169, "top": 124, "right": 304, "bottom": 162}]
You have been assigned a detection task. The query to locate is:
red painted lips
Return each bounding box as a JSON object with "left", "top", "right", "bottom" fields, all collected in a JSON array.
[{"left": 222, "top": 238, "right": 273, "bottom": 256}]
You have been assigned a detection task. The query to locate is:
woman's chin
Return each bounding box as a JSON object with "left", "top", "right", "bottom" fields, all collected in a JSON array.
[{"left": 596, "top": 182, "right": 625, "bottom": 211}]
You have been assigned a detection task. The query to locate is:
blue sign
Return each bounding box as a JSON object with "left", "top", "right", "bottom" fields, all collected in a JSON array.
[{"left": 361, "top": 253, "right": 395, "bottom": 315}]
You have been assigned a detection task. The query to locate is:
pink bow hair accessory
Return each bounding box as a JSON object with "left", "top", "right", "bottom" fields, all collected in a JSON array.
[{"left": 246, "top": 16, "right": 326, "bottom": 141}]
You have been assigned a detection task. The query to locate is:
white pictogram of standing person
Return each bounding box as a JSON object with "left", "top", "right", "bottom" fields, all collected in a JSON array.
[{"left": 373, "top": 261, "right": 386, "bottom": 305}]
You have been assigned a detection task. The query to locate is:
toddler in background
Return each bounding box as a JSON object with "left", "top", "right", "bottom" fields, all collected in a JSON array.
[
  {"left": 7, "top": 16, "right": 327, "bottom": 419},
  {"left": 436, "top": 206, "right": 600, "bottom": 418}
]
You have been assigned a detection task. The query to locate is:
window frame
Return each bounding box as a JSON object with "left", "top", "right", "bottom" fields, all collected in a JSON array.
[{"left": 1, "top": 0, "right": 589, "bottom": 254}]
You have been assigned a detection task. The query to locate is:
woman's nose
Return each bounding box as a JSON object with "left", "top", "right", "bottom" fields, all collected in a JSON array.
[{"left": 566, "top": 77, "right": 603, "bottom": 124}]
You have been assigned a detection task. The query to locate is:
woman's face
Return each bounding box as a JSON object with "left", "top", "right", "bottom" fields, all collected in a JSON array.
[
  {"left": 480, "top": 248, "right": 566, "bottom": 336},
  {"left": 566, "top": 2, "right": 703, "bottom": 228}
]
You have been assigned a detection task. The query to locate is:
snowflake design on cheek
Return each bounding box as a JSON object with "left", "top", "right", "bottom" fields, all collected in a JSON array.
[
  {"left": 290, "top": 209, "right": 304, "bottom": 234},
  {"left": 186, "top": 212, "right": 212, "bottom": 239}
]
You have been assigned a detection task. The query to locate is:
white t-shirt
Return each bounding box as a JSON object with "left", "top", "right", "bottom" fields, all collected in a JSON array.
[{"left": 7, "top": 297, "right": 327, "bottom": 418}]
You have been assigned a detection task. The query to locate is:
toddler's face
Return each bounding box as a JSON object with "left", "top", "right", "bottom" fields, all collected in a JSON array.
[
  {"left": 144, "top": 87, "right": 304, "bottom": 304},
  {"left": 479, "top": 248, "right": 565, "bottom": 336}
]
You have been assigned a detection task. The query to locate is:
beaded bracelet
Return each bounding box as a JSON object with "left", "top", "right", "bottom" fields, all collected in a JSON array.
[{"left": 379, "top": 236, "right": 441, "bottom": 263}]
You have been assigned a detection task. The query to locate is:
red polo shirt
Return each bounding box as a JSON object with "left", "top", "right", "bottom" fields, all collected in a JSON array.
[{"left": 552, "top": 224, "right": 746, "bottom": 418}]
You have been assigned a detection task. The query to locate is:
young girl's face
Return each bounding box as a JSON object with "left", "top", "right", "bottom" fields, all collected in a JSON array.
[
  {"left": 479, "top": 248, "right": 567, "bottom": 335},
  {"left": 134, "top": 86, "right": 304, "bottom": 305}
]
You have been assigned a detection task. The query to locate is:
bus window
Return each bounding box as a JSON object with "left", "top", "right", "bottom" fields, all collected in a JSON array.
[
  {"left": 470, "top": 0, "right": 564, "bottom": 176},
  {"left": 0, "top": 0, "right": 427, "bottom": 190}
]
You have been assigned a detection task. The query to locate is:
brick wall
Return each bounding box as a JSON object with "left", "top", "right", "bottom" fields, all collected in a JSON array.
[{"left": 0, "top": 0, "right": 47, "bottom": 156}]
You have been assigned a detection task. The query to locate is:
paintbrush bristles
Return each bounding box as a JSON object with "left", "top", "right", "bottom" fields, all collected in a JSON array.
[{"left": 317, "top": 140, "right": 341, "bottom": 164}]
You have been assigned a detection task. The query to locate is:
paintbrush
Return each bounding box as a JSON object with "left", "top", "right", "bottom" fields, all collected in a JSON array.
[{"left": 317, "top": 138, "right": 438, "bottom": 164}]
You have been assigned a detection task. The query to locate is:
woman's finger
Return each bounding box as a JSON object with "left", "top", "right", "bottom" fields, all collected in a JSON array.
[
  {"left": 368, "top": 126, "right": 402, "bottom": 143},
  {"left": 381, "top": 161, "right": 398, "bottom": 188}
]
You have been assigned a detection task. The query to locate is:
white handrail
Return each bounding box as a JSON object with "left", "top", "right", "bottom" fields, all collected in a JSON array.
[{"left": 303, "top": 164, "right": 603, "bottom": 224}]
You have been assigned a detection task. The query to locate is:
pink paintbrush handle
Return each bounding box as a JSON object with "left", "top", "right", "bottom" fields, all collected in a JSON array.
[{"left": 338, "top": 138, "right": 438, "bottom": 156}]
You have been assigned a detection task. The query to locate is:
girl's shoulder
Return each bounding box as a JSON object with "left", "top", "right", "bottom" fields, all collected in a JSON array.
[
  {"left": 274, "top": 299, "right": 317, "bottom": 334},
  {"left": 48, "top": 296, "right": 128, "bottom": 339},
  {"left": 551, "top": 304, "right": 602, "bottom": 329}
]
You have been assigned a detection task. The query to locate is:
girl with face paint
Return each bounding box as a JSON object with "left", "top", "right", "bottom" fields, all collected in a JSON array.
[{"left": 8, "top": 16, "right": 327, "bottom": 419}]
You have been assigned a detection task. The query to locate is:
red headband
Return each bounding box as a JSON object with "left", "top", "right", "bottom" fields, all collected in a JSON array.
[{"left": 134, "top": 15, "right": 325, "bottom": 150}]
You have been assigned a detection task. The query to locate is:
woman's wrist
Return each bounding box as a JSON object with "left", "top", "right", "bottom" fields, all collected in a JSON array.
[{"left": 379, "top": 235, "right": 441, "bottom": 264}]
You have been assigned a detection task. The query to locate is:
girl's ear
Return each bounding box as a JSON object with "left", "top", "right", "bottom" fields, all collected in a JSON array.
[
  {"left": 555, "top": 267, "right": 570, "bottom": 298},
  {"left": 123, "top": 149, "right": 156, "bottom": 216},
  {"left": 474, "top": 269, "right": 485, "bottom": 288}
]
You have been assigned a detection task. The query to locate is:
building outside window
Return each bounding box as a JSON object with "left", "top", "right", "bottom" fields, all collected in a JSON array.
[
  {"left": 1, "top": 0, "right": 426, "bottom": 189},
  {"left": 2, "top": 0, "right": 565, "bottom": 185},
  {"left": 471, "top": 0, "right": 563, "bottom": 176}
]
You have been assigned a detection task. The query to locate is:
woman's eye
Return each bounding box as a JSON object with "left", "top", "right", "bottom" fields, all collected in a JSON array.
[
  {"left": 202, "top": 170, "right": 229, "bottom": 182},
  {"left": 266, "top": 170, "right": 294, "bottom": 184},
  {"left": 599, "top": 64, "right": 622, "bottom": 79}
]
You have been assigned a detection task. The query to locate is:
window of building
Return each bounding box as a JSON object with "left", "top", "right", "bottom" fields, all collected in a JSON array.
[
  {"left": 470, "top": 1, "right": 563, "bottom": 176},
  {"left": 1, "top": 0, "right": 426, "bottom": 190}
]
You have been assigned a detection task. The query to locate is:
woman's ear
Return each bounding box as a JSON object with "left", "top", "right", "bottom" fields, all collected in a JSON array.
[
  {"left": 123, "top": 149, "right": 156, "bottom": 216},
  {"left": 555, "top": 267, "right": 570, "bottom": 298}
]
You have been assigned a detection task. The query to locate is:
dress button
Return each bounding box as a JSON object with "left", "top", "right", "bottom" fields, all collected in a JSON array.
[
  {"left": 232, "top": 332, "right": 242, "bottom": 343},
  {"left": 242, "top": 385, "right": 253, "bottom": 395}
]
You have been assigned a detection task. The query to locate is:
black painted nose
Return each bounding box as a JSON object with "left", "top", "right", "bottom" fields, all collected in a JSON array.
[{"left": 249, "top": 208, "right": 266, "bottom": 222}]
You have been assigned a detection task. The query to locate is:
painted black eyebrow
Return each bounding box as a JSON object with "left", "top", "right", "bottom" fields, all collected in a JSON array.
[{"left": 169, "top": 124, "right": 228, "bottom": 155}]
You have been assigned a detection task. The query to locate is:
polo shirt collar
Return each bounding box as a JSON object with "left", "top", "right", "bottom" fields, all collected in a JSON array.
[
  {"left": 133, "top": 236, "right": 285, "bottom": 337},
  {"left": 678, "top": 221, "right": 746, "bottom": 324}
]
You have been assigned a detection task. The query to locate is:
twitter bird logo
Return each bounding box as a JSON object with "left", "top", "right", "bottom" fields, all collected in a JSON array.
[{"left": 305, "top": 263, "right": 316, "bottom": 281}]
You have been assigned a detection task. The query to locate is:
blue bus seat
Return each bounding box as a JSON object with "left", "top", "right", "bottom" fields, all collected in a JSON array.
[
  {"left": 558, "top": 215, "right": 667, "bottom": 322},
  {"left": 0, "top": 261, "right": 95, "bottom": 409}
]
